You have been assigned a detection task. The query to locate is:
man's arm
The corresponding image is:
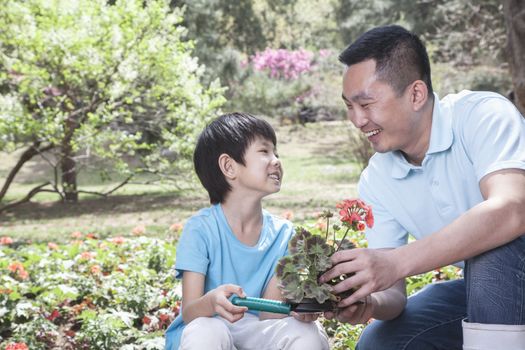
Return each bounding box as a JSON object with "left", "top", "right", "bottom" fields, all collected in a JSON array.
[{"left": 322, "top": 168, "right": 525, "bottom": 305}]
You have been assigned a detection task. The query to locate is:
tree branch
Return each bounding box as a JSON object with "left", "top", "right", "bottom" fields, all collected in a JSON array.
[
  {"left": 0, "top": 142, "right": 55, "bottom": 202},
  {"left": 0, "top": 182, "right": 52, "bottom": 214}
]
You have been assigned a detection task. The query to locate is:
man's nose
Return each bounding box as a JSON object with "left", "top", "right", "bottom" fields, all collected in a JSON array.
[{"left": 349, "top": 108, "right": 368, "bottom": 128}]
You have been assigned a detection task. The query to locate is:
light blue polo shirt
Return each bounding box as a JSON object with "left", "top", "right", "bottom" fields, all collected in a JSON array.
[
  {"left": 358, "top": 91, "right": 525, "bottom": 260},
  {"left": 165, "top": 204, "right": 293, "bottom": 350}
]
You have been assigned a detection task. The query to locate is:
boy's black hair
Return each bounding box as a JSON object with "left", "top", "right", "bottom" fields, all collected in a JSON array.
[
  {"left": 193, "top": 112, "right": 277, "bottom": 204},
  {"left": 339, "top": 25, "right": 433, "bottom": 97}
]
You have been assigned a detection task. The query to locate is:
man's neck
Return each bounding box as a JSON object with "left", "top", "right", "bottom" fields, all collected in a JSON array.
[{"left": 402, "top": 98, "right": 435, "bottom": 166}]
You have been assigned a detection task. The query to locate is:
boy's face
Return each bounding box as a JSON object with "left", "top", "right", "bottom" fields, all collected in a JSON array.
[{"left": 234, "top": 136, "right": 282, "bottom": 197}]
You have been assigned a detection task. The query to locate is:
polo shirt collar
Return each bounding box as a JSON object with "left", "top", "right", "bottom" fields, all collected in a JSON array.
[{"left": 391, "top": 93, "right": 453, "bottom": 179}]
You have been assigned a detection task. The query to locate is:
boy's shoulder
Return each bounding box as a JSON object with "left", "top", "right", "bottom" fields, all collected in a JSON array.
[
  {"left": 187, "top": 204, "right": 218, "bottom": 222},
  {"left": 262, "top": 209, "right": 294, "bottom": 232}
]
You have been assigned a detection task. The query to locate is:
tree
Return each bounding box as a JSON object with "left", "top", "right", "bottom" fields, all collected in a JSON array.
[
  {"left": 503, "top": 0, "right": 525, "bottom": 115},
  {"left": 0, "top": 0, "right": 225, "bottom": 211}
]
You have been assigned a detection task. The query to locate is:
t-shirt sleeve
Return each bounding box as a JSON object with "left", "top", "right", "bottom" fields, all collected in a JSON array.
[
  {"left": 358, "top": 170, "right": 409, "bottom": 249},
  {"left": 174, "top": 217, "right": 210, "bottom": 279},
  {"left": 460, "top": 95, "right": 525, "bottom": 182}
]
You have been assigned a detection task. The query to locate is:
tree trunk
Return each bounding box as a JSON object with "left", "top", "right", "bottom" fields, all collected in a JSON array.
[
  {"left": 503, "top": 0, "right": 525, "bottom": 115},
  {"left": 61, "top": 117, "right": 78, "bottom": 202}
]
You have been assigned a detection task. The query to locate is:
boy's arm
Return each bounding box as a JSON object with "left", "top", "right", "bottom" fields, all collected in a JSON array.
[
  {"left": 259, "top": 275, "right": 287, "bottom": 320},
  {"left": 181, "top": 271, "right": 248, "bottom": 324}
]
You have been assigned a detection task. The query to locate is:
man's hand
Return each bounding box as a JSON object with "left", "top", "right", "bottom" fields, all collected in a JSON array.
[
  {"left": 205, "top": 284, "right": 248, "bottom": 323},
  {"left": 320, "top": 248, "right": 402, "bottom": 306},
  {"left": 324, "top": 295, "right": 373, "bottom": 324}
]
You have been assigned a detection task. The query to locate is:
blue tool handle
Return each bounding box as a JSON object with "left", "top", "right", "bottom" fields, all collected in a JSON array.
[{"left": 231, "top": 296, "right": 291, "bottom": 314}]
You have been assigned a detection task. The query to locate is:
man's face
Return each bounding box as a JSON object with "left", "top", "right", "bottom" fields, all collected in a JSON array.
[{"left": 342, "top": 59, "right": 423, "bottom": 156}]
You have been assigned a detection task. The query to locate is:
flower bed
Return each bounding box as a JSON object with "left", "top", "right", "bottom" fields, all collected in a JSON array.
[{"left": 0, "top": 234, "right": 180, "bottom": 349}]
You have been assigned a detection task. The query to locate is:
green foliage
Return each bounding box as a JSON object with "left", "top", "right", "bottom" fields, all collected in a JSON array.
[
  {"left": 276, "top": 222, "right": 357, "bottom": 305},
  {"left": 0, "top": 0, "right": 225, "bottom": 202},
  {"left": 0, "top": 235, "right": 179, "bottom": 349}
]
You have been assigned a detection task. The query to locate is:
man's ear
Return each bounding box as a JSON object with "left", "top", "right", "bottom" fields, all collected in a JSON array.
[
  {"left": 409, "top": 80, "right": 429, "bottom": 111},
  {"left": 218, "top": 153, "right": 236, "bottom": 180}
]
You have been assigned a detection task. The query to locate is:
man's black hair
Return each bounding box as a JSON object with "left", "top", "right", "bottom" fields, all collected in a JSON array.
[
  {"left": 339, "top": 25, "right": 433, "bottom": 97},
  {"left": 193, "top": 112, "right": 277, "bottom": 204}
]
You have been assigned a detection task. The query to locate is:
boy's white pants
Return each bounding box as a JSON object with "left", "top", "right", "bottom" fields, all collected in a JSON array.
[
  {"left": 180, "top": 313, "right": 329, "bottom": 350},
  {"left": 463, "top": 319, "right": 525, "bottom": 350}
]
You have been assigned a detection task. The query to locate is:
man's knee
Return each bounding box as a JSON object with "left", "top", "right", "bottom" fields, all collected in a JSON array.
[
  {"left": 466, "top": 236, "right": 525, "bottom": 323},
  {"left": 180, "top": 317, "right": 233, "bottom": 349}
]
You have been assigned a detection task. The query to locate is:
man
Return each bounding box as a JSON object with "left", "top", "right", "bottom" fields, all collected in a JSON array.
[{"left": 320, "top": 25, "right": 525, "bottom": 349}]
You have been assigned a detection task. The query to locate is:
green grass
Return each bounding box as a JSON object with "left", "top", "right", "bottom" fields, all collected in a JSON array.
[{"left": 0, "top": 120, "right": 361, "bottom": 239}]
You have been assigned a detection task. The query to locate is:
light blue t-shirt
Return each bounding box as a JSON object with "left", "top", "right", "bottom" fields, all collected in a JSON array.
[
  {"left": 165, "top": 204, "right": 293, "bottom": 350},
  {"left": 359, "top": 91, "right": 525, "bottom": 264}
]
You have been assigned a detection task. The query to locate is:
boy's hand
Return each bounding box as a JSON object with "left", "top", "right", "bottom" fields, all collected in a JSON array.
[
  {"left": 291, "top": 311, "right": 320, "bottom": 322},
  {"left": 205, "top": 284, "right": 248, "bottom": 323}
]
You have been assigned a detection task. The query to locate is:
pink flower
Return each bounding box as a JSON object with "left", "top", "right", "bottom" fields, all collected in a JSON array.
[
  {"left": 169, "top": 223, "right": 183, "bottom": 232},
  {"left": 90, "top": 265, "right": 101, "bottom": 274},
  {"left": 5, "top": 343, "right": 29, "bottom": 350},
  {"left": 0, "top": 236, "right": 13, "bottom": 245},
  {"left": 79, "top": 251, "right": 94, "bottom": 260},
  {"left": 251, "top": 48, "right": 314, "bottom": 80},
  {"left": 48, "top": 242, "right": 59, "bottom": 250},
  {"left": 111, "top": 236, "right": 125, "bottom": 244},
  {"left": 282, "top": 210, "right": 294, "bottom": 220},
  {"left": 132, "top": 225, "right": 146, "bottom": 235},
  {"left": 70, "top": 231, "right": 82, "bottom": 239}
]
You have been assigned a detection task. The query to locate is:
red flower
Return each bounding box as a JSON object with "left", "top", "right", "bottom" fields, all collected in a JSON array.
[
  {"left": 0, "top": 236, "right": 13, "bottom": 245},
  {"left": 336, "top": 199, "right": 374, "bottom": 230},
  {"left": 142, "top": 316, "right": 152, "bottom": 325},
  {"left": 86, "top": 233, "right": 97, "bottom": 239},
  {"left": 46, "top": 309, "right": 61, "bottom": 321},
  {"left": 5, "top": 343, "right": 29, "bottom": 350}
]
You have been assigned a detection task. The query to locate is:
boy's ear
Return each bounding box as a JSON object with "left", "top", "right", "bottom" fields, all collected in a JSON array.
[{"left": 218, "top": 153, "right": 236, "bottom": 179}]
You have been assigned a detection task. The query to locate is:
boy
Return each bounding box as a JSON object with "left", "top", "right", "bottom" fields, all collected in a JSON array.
[{"left": 165, "top": 113, "right": 329, "bottom": 350}]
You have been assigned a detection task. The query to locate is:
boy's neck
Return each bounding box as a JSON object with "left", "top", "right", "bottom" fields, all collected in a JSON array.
[{"left": 221, "top": 196, "right": 264, "bottom": 246}]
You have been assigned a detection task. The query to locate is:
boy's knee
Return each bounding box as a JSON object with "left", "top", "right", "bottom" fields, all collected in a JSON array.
[
  {"left": 278, "top": 318, "right": 329, "bottom": 350},
  {"left": 180, "top": 317, "right": 233, "bottom": 349}
]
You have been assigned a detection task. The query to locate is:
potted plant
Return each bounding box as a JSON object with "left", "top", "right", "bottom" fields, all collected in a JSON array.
[{"left": 275, "top": 199, "right": 374, "bottom": 311}]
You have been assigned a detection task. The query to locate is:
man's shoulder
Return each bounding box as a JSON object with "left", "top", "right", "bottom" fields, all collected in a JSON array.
[{"left": 441, "top": 90, "right": 510, "bottom": 116}]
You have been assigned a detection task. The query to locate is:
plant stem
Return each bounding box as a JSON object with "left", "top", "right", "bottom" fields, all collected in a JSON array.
[
  {"left": 325, "top": 216, "right": 330, "bottom": 241},
  {"left": 335, "top": 227, "right": 351, "bottom": 253}
]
